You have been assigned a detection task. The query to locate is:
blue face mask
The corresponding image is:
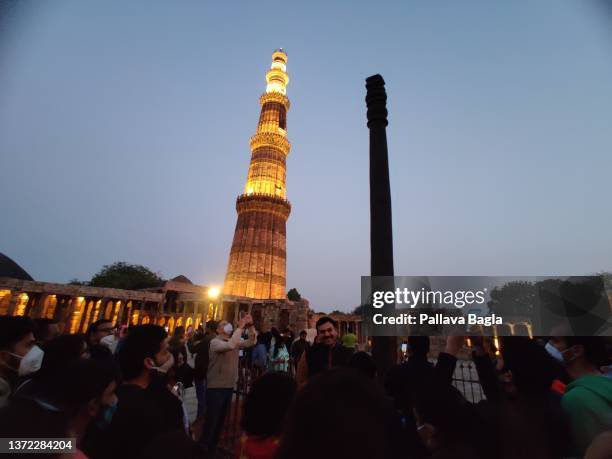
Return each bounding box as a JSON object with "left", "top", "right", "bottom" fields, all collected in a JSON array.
[
  {"left": 97, "top": 400, "right": 117, "bottom": 429},
  {"left": 545, "top": 341, "right": 564, "bottom": 363}
]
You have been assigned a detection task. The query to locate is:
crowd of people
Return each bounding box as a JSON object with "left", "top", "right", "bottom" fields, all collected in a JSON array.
[{"left": 0, "top": 313, "right": 611, "bottom": 459}]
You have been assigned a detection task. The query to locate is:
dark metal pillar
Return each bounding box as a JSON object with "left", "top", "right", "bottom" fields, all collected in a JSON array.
[{"left": 366, "top": 74, "right": 397, "bottom": 378}]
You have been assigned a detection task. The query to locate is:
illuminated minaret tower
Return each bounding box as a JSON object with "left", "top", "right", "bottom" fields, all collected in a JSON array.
[{"left": 223, "top": 49, "right": 291, "bottom": 299}]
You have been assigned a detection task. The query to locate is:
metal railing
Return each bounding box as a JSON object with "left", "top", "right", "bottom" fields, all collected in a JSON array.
[{"left": 451, "top": 360, "right": 485, "bottom": 403}]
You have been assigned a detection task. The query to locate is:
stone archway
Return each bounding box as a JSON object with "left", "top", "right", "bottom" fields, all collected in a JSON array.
[
  {"left": 104, "top": 300, "right": 114, "bottom": 320},
  {"left": 41, "top": 295, "right": 58, "bottom": 319},
  {"left": 111, "top": 301, "right": 121, "bottom": 326},
  {"left": 131, "top": 309, "right": 140, "bottom": 326},
  {"left": 68, "top": 297, "right": 86, "bottom": 334},
  {"left": 80, "top": 300, "right": 94, "bottom": 333},
  {"left": 90, "top": 300, "right": 102, "bottom": 323},
  {"left": 167, "top": 316, "right": 175, "bottom": 334},
  {"left": 0, "top": 290, "right": 10, "bottom": 316}
]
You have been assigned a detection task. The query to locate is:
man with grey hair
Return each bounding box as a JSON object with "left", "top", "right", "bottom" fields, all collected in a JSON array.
[
  {"left": 200, "top": 313, "right": 256, "bottom": 455},
  {"left": 187, "top": 320, "right": 218, "bottom": 420}
]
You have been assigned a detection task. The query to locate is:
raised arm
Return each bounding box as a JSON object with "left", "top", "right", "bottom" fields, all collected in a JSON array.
[
  {"left": 471, "top": 337, "right": 503, "bottom": 402},
  {"left": 432, "top": 335, "right": 463, "bottom": 387},
  {"left": 210, "top": 328, "right": 243, "bottom": 353},
  {"left": 239, "top": 324, "right": 257, "bottom": 349},
  {"left": 187, "top": 336, "right": 203, "bottom": 354}
]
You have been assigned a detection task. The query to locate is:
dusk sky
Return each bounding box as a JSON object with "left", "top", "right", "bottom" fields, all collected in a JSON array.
[{"left": 1, "top": 1, "right": 612, "bottom": 312}]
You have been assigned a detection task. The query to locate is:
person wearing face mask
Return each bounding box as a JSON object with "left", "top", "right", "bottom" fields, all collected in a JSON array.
[
  {"left": 86, "top": 320, "right": 114, "bottom": 348},
  {"left": 200, "top": 314, "right": 257, "bottom": 456},
  {"left": 49, "top": 358, "right": 119, "bottom": 459},
  {"left": 547, "top": 336, "right": 612, "bottom": 457},
  {"left": 12, "top": 333, "right": 88, "bottom": 402},
  {"left": 0, "top": 316, "right": 36, "bottom": 407},
  {"left": 146, "top": 350, "right": 188, "bottom": 435},
  {"left": 99, "top": 326, "right": 121, "bottom": 354},
  {"left": 2, "top": 358, "right": 117, "bottom": 459},
  {"left": 166, "top": 349, "right": 192, "bottom": 434},
  {"left": 100, "top": 324, "right": 181, "bottom": 459},
  {"left": 19, "top": 318, "right": 58, "bottom": 379},
  {"left": 20, "top": 318, "right": 60, "bottom": 378},
  {"left": 15, "top": 341, "right": 44, "bottom": 378}
]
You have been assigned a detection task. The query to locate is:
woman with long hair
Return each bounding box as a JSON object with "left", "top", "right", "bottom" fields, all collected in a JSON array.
[{"left": 268, "top": 328, "right": 290, "bottom": 373}]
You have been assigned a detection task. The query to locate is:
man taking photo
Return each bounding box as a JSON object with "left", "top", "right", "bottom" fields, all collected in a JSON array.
[{"left": 200, "top": 313, "right": 256, "bottom": 456}]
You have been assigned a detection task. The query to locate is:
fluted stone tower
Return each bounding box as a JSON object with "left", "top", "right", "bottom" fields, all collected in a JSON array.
[{"left": 223, "top": 49, "right": 291, "bottom": 299}]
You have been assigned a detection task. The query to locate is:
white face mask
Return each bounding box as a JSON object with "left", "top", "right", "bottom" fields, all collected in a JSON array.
[
  {"left": 151, "top": 353, "right": 174, "bottom": 374},
  {"left": 100, "top": 334, "right": 118, "bottom": 352},
  {"left": 223, "top": 323, "right": 233, "bottom": 335},
  {"left": 5, "top": 345, "right": 45, "bottom": 376},
  {"left": 15, "top": 345, "right": 45, "bottom": 377},
  {"left": 545, "top": 342, "right": 564, "bottom": 363},
  {"left": 100, "top": 334, "right": 116, "bottom": 345}
]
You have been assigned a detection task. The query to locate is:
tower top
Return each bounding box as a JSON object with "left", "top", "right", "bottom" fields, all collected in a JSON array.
[
  {"left": 266, "top": 49, "right": 289, "bottom": 95},
  {"left": 273, "top": 48, "right": 287, "bottom": 59}
]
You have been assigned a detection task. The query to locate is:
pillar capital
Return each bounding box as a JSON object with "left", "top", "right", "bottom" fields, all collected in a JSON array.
[{"left": 365, "top": 74, "right": 388, "bottom": 128}]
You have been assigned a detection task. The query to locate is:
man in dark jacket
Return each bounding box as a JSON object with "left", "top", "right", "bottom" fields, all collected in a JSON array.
[
  {"left": 290, "top": 330, "right": 311, "bottom": 366},
  {"left": 99, "top": 325, "right": 180, "bottom": 459},
  {"left": 187, "top": 320, "right": 217, "bottom": 419},
  {"left": 296, "top": 317, "right": 352, "bottom": 387}
]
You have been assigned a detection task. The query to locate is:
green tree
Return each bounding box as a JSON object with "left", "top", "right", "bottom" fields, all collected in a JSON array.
[
  {"left": 287, "top": 288, "right": 301, "bottom": 301},
  {"left": 487, "top": 281, "right": 537, "bottom": 317},
  {"left": 89, "top": 262, "right": 164, "bottom": 290},
  {"left": 68, "top": 278, "right": 88, "bottom": 286},
  {"left": 596, "top": 271, "right": 612, "bottom": 290},
  {"left": 352, "top": 304, "right": 367, "bottom": 315}
]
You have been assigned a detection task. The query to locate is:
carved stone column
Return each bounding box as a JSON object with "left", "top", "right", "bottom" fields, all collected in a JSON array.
[{"left": 7, "top": 291, "right": 21, "bottom": 316}]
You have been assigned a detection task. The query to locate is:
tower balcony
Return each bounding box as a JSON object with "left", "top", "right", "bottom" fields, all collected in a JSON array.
[
  {"left": 235, "top": 192, "right": 291, "bottom": 219},
  {"left": 260, "top": 92, "right": 290, "bottom": 110},
  {"left": 250, "top": 132, "right": 291, "bottom": 155}
]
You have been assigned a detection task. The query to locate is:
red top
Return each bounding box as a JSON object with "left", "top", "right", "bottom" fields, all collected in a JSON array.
[
  {"left": 551, "top": 379, "right": 566, "bottom": 395},
  {"left": 236, "top": 434, "right": 279, "bottom": 459}
]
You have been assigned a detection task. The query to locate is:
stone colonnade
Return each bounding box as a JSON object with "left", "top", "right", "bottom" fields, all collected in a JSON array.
[
  {"left": 0, "top": 278, "right": 311, "bottom": 336},
  {"left": 0, "top": 278, "right": 165, "bottom": 334}
]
